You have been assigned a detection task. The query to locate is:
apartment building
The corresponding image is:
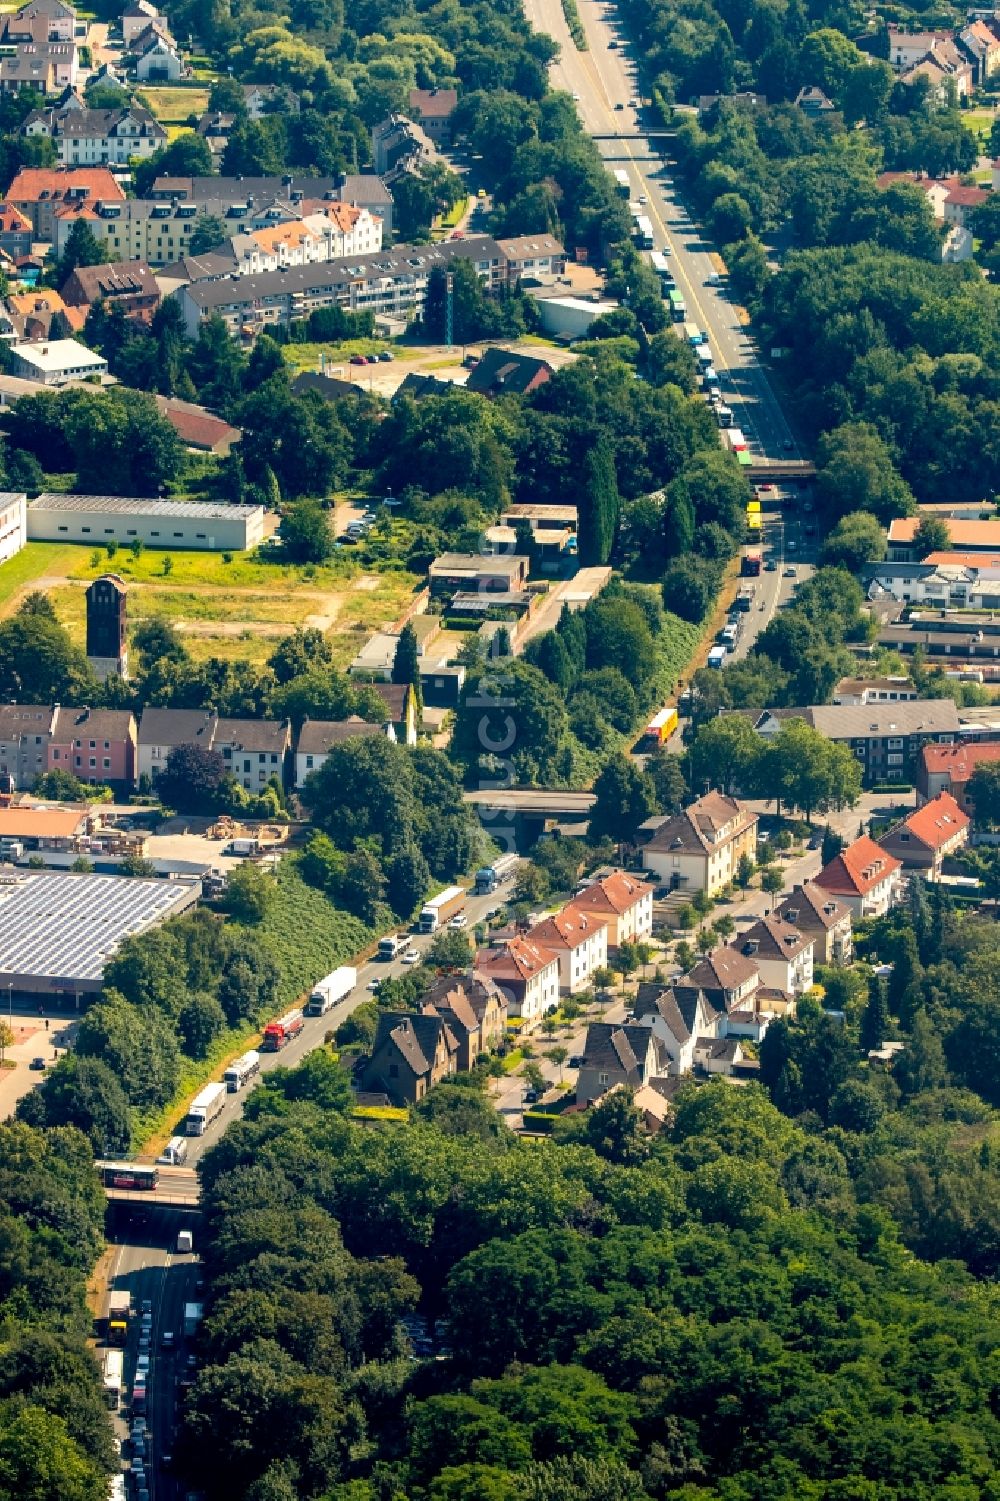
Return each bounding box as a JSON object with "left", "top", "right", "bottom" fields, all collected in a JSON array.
[
  {"left": 642, "top": 791, "right": 758, "bottom": 895},
  {"left": 23, "top": 101, "right": 166, "bottom": 163},
  {"left": 816, "top": 835, "right": 903, "bottom": 919},
  {"left": 528, "top": 904, "right": 608, "bottom": 994}
]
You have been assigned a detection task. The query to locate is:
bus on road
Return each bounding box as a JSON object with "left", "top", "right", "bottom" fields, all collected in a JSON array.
[{"left": 96, "top": 1162, "right": 159, "bottom": 1192}]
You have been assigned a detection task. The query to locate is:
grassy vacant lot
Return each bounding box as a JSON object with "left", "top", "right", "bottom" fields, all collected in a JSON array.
[
  {"left": 137, "top": 86, "right": 211, "bottom": 123},
  {"left": 0, "top": 540, "right": 421, "bottom": 666},
  {"left": 282, "top": 339, "right": 425, "bottom": 373}
]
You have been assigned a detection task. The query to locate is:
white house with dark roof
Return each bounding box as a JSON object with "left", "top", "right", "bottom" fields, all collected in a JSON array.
[
  {"left": 733, "top": 913, "right": 813, "bottom": 995},
  {"left": 634, "top": 983, "right": 721, "bottom": 1076},
  {"left": 214, "top": 718, "right": 290, "bottom": 793},
  {"left": 675, "top": 943, "right": 760, "bottom": 1015},
  {"left": 642, "top": 791, "right": 758, "bottom": 896},
  {"left": 777, "top": 882, "right": 853, "bottom": 966},
  {"left": 294, "top": 716, "right": 394, "bottom": 789}
]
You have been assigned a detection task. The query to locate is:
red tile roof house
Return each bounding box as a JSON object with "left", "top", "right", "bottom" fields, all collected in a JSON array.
[
  {"left": 528, "top": 903, "right": 608, "bottom": 994},
  {"left": 6, "top": 165, "right": 124, "bottom": 240},
  {"left": 877, "top": 791, "right": 970, "bottom": 877},
  {"left": 815, "top": 835, "right": 903, "bottom": 919},
  {"left": 569, "top": 869, "right": 654, "bottom": 948},
  {"left": 918, "top": 740, "right": 1000, "bottom": 814},
  {"left": 475, "top": 934, "right": 559, "bottom": 1026}
]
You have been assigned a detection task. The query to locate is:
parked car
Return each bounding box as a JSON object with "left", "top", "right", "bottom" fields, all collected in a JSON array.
[
  {"left": 378, "top": 350, "right": 394, "bottom": 362},
  {"left": 401, "top": 948, "right": 420, "bottom": 965},
  {"left": 569, "top": 1055, "right": 584, "bottom": 1069},
  {"left": 523, "top": 1089, "right": 539, "bottom": 1104},
  {"left": 29, "top": 1056, "right": 45, "bottom": 1070},
  {"left": 349, "top": 354, "right": 368, "bottom": 366}
]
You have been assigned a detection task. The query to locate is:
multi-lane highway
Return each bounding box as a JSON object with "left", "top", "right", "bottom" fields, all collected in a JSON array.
[{"left": 521, "top": 0, "right": 799, "bottom": 462}]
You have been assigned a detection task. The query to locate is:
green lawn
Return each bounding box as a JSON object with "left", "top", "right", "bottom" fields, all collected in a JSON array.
[
  {"left": 282, "top": 339, "right": 424, "bottom": 372},
  {"left": 0, "top": 543, "right": 88, "bottom": 609},
  {"left": 136, "top": 86, "right": 210, "bottom": 122}
]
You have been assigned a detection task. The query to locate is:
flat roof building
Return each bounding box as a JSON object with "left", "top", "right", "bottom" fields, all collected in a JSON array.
[
  {"left": 0, "top": 869, "right": 200, "bottom": 998},
  {"left": 27, "top": 492, "right": 266, "bottom": 551},
  {"left": 8, "top": 340, "right": 107, "bottom": 386}
]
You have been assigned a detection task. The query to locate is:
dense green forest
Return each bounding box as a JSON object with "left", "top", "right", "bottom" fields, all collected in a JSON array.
[
  {"left": 0, "top": 1122, "right": 114, "bottom": 1501},
  {"left": 179, "top": 879, "right": 1000, "bottom": 1500}
]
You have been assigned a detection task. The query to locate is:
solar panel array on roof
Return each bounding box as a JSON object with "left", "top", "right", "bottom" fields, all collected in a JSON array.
[
  {"left": 29, "top": 493, "right": 262, "bottom": 520},
  {"left": 0, "top": 872, "right": 200, "bottom": 993}
]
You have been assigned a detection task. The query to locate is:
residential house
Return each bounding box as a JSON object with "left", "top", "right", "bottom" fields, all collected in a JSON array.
[
  {"left": 958, "top": 19, "right": 1000, "bottom": 84},
  {"left": 753, "top": 700, "right": 959, "bottom": 786},
  {"left": 61, "top": 260, "right": 160, "bottom": 320},
  {"left": 887, "top": 514, "right": 1000, "bottom": 561},
  {"left": 23, "top": 101, "right": 166, "bottom": 164},
  {"left": 777, "top": 882, "right": 853, "bottom": 966},
  {"left": 131, "top": 25, "right": 184, "bottom": 82},
  {"left": 0, "top": 702, "right": 57, "bottom": 788},
  {"left": 4, "top": 289, "right": 86, "bottom": 340},
  {"left": 369, "top": 682, "right": 418, "bottom": 747},
  {"left": 475, "top": 934, "right": 559, "bottom": 1024},
  {"left": 422, "top": 971, "right": 508, "bottom": 1052},
  {"left": 794, "top": 85, "right": 836, "bottom": 115},
  {"left": 360, "top": 1010, "right": 459, "bottom": 1106},
  {"left": 676, "top": 943, "right": 760, "bottom": 1017},
  {"left": 569, "top": 869, "right": 654, "bottom": 948},
  {"left": 0, "top": 41, "right": 78, "bottom": 96},
  {"left": 634, "top": 982, "right": 721, "bottom": 1076},
  {"left": 887, "top": 25, "right": 955, "bottom": 68},
  {"left": 494, "top": 235, "right": 566, "bottom": 279},
  {"left": 0, "top": 202, "right": 33, "bottom": 259},
  {"left": 642, "top": 790, "right": 758, "bottom": 895},
  {"left": 576, "top": 1020, "right": 667, "bottom": 1105},
  {"left": 917, "top": 740, "right": 1000, "bottom": 813},
  {"left": 815, "top": 834, "right": 903, "bottom": 919},
  {"left": 6, "top": 165, "right": 124, "bottom": 239},
  {"left": 243, "top": 83, "right": 300, "bottom": 118},
  {"left": 734, "top": 913, "right": 813, "bottom": 995},
  {"left": 832, "top": 676, "right": 917, "bottom": 706},
  {"left": 294, "top": 715, "right": 394, "bottom": 790},
  {"left": 878, "top": 791, "right": 969, "bottom": 876},
  {"left": 419, "top": 662, "right": 465, "bottom": 711},
  {"left": 693, "top": 1035, "right": 757, "bottom": 1078},
  {"left": 943, "top": 182, "right": 989, "bottom": 229},
  {"left": 121, "top": 0, "right": 163, "bottom": 45},
  {"left": 48, "top": 705, "right": 136, "bottom": 790},
  {"left": 214, "top": 717, "right": 290, "bottom": 793},
  {"left": 195, "top": 109, "right": 234, "bottom": 164},
  {"left": 465, "top": 347, "right": 553, "bottom": 397},
  {"left": 3, "top": 0, "right": 76, "bottom": 44},
  {"left": 153, "top": 395, "right": 241, "bottom": 455},
  {"left": 407, "top": 87, "right": 457, "bottom": 145},
  {"left": 136, "top": 707, "right": 218, "bottom": 786},
  {"left": 528, "top": 903, "right": 608, "bottom": 994},
  {"left": 419, "top": 993, "right": 479, "bottom": 1071},
  {"left": 428, "top": 552, "right": 530, "bottom": 595},
  {"left": 371, "top": 113, "right": 438, "bottom": 178}
]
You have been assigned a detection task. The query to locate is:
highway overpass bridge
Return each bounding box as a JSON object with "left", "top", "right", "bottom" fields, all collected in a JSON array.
[
  {"left": 750, "top": 460, "right": 816, "bottom": 483},
  {"left": 465, "top": 788, "right": 596, "bottom": 846}
]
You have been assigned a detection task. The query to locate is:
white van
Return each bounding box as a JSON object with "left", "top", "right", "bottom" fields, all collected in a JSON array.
[
  {"left": 158, "top": 1137, "right": 188, "bottom": 1166},
  {"left": 176, "top": 1230, "right": 193, "bottom": 1254}
]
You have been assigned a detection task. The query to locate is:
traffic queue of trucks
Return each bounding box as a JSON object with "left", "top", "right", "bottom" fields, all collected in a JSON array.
[
  {"left": 305, "top": 966, "right": 357, "bottom": 1015},
  {"left": 419, "top": 884, "right": 466, "bottom": 933},
  {"left": 475, "top": 854, "right": 519, "bottom": 894},
  {"left": 261, "top": 1007, "right": 305, "bottom": 1051},
  {"left": 185, "top": 1081, "right": 226, "bottom": 1135}
]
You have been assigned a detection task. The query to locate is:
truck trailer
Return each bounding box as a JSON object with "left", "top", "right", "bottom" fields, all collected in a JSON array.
[
  {"left": 475, "top": 854, "right": 519, "bottom": 894},
  {"left": 185, "top": 1081, "right": 226, "bottom": 1136},
  {"left": 107, "top": 1291, "right": 131, "bottom": 1347},
  {"left": 418, "top": 885, "right": 466, "bottom": 934},
  {"left": 305, "top": 966, "right": 357, "bottom": 1016},
  {"left": 183, "top": 1302, "right": 203, "bottom": 1338},
  {"left": 261, "top": 1008, "right": 304, "bottom": 1051}
]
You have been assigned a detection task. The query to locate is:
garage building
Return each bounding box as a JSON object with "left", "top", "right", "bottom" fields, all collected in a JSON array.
[
  {"left": 0, "top": 870, "right": 201, "bottom": 1001},
  {"left": 27, "top": 493, "right": 266, "bottom": 552}
]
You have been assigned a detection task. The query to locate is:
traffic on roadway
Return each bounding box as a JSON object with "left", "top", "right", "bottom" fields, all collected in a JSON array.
[
  {"left": 522, "top": 0, "right": 800, "bottom": 464},
  {"left": 172, "top": 871, "right": 518, "bottom": 1166}
]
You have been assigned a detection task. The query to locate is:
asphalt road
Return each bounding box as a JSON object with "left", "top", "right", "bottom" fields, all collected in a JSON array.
[
  {"left": 179, "top": 876, "right": 516, "bottom": 1165},
  {"left": 521, "top": 0, "right": 799, "bottom": 462},
  {"left": 106, "top": 1204, "right": 200, "bottom": 1501}
]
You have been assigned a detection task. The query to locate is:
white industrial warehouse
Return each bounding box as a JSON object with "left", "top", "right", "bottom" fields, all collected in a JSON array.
[
  {"left": 26, "top": 493, "right": 267, "bottom": 552},
  {"left": 0, "top": 871, "right": 201, "bottom": 999}
]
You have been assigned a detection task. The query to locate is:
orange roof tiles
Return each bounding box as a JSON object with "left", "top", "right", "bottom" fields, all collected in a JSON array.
[
  {"left": 895, "top": 791, "right": 969, "bottom": 850},
  {"left": 922, "top": 741, "right": 1000, "bottom": 782},
  {"left": 571, "top": 869, "right": 653, "bottom": 916},
  {"left": 888, "top": 516, "right": 1000, "bottom": 550},
  {"left": 530, "top": 904, "right": 607, "bottom": 951},
  {"left": 816, "top": 835, "right": 901, "bottom": 897},
  {"left": 8, "top": 166, "right": 124, "bottom": 203},
  {"left": 0, "top": 805, "right": 88, "bottom": 839}
]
